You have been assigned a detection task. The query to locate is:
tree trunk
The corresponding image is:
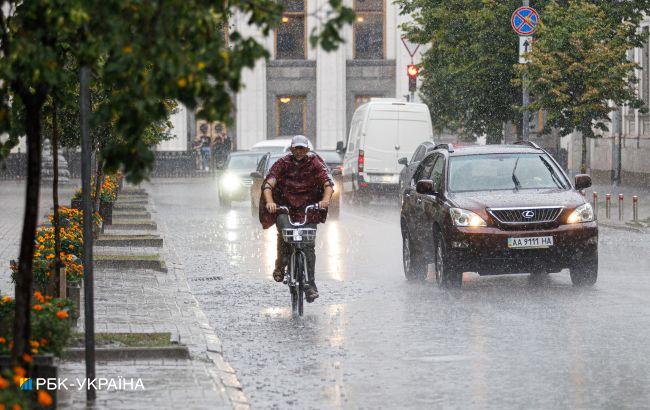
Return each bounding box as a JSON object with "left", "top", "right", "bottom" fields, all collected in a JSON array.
[
  {"left": 12, "top": 102, "right": 42, "bottom": 364},
  {"left": 485, "top": 123, "right": 503, "bottom": 144},
  {"left": 579, "top": 121, "right": 592, "bottom": 174},
  {"left": 93, "top": 155, "right": 103, "bottom": 213},
  {"left": 52, "top": 102, "right": 62, "bottom": 297}
]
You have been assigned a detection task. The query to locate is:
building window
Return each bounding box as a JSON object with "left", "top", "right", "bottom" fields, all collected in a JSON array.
[
  {"left": 277, "top": 96, "right": 306, "bottom": 136},
  {"left": 276, "top": 0, "right": 306, "bottom": 59},
  {"left": 354, "top": 0, "right": 384, "bottom": 59}
]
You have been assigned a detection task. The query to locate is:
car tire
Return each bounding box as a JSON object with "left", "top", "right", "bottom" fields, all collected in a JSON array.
[
  {"left": 434, "top": 232, "right": 462, "bottom": 288},
  {"left": 570, "top": 256, "right": 598, "bottom": 287},
  {"left": 402, "top": 228, "right": 426, "bottom": 281}
]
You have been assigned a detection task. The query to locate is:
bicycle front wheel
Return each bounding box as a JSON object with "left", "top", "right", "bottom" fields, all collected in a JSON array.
[{"left": 291, "top": 285, "right": 298, "bottom": 315}]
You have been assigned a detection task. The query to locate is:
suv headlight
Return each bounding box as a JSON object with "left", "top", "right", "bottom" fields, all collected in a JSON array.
[
  {"left": 567, "top": 203, "right": 594, "bottom": 224},
  {"left": 450, "top": 208, "right": 487, "bottom": 227},
  {"left": 221, "top": 173, "right": 240, "bottom": 192}
]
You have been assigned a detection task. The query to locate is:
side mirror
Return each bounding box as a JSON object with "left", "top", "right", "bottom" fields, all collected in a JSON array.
[
  {"left": 398, "top": 157, "right": 408, "bottom": 166},
  {"left": 416, "top": 179, "right": 436, "bottom": 195},
  {"left": 336, "top": 141, "right": 346, "bottom": 154},
  {"left": 250, "top": 171, "right": 263, "bottom": 179},
  {"left": 574, "top": 174, "right": 592, "bottom": 190},
  {"left": 331, "top": 168, "right": 342, "bottom": 177}
]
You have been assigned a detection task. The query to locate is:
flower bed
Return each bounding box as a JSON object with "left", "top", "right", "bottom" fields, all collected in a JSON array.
[{"left": 0, "top": 293, "right": 74, "bottom": 358}]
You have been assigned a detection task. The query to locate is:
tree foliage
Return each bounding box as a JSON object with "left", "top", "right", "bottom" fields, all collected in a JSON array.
[
  {"left": 398, "top": 0, "right": 650, "bottom": 145},
  {"left": 398, "top": 0, "right": 522, "bottom": 143},
  {"left": 518, "top": 0, "right": 647, "bottom": 172}
]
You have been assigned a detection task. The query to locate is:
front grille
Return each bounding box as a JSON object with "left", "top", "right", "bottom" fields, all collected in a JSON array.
[{"left": 487, "top": 206, "right": 563, "bottom": 224}]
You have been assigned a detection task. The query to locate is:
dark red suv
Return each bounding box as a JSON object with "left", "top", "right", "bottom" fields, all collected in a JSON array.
[{"left": 400, "top": 142, "right": 598, "bottom": 288}]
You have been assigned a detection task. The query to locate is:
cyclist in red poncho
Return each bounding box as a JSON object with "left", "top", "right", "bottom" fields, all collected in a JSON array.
[{"left": 259, "top": 135, "right": 334, "bottom": 302}]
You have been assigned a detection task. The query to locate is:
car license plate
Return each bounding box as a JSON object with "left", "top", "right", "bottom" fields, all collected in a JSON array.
[
  {"left": 368, "top": 174, "right": 394, "bottom": 183},
  {"left": 507, "top": 236, "right": 553, "bottom": 249}
]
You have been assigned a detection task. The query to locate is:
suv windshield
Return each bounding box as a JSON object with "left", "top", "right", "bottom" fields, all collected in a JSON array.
[
  {"left": 448, "top": 153, "right": 569, "bottom": 192},
  {"left": 226, "top": 154, "right": 262, "bottom": 170}
]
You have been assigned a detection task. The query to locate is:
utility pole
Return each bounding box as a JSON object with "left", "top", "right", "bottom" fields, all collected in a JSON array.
[{"left": 80, "top": 66, "right": 96, "bottom": 403}]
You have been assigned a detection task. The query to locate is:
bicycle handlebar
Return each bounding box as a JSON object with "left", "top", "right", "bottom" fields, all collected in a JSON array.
[{"left": 277, "top": 204, "right": 319, "bottom": 226}]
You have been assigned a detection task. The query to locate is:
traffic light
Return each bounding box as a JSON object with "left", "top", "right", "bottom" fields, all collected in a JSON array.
[{"left": 407, "top": 64, "right": 419, "bottom": 92}]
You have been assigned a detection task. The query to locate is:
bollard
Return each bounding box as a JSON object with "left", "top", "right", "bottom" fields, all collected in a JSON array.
[
  {"left": 592, "top": 192, "right": 598, "bottom": 220},
  {"left": 618, "top": 194, "right": 624, "bottom": 221},
  {"left": 633, "top": 195, "right": 639, "bottom": 221},
  {"left": 605, "top": 194, "right": 611, "bottom": 219}
]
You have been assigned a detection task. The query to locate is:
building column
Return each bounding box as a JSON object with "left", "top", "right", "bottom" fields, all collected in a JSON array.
[
  {"left": 234, "top": 12, "right": 269, "bottom": 149},
  {"left": 315, "top": 3, "right": 346, "bottom": 149},
  {"left": 316, "top": 46, "right": 346, "bottom": 149}
]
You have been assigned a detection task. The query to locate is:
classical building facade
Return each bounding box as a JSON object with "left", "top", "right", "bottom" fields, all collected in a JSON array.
[{"left": 164, "top": 0, "right": 424, "bottom": 152}]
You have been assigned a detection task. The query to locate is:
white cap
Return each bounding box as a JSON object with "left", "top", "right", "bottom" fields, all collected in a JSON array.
[{"left": 291, "top": 135, "right": 310, "bottom": 148}]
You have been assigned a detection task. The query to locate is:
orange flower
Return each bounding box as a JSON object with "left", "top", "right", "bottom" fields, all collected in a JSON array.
[
  {"left": 0, "top": 376, "right": 9, "bottom": 389},
  {"left": 40, "top": 338, "right": 48, "bottom": 346},
  {"left": 30, "top": 340, "right": 39, "bottom": 347},
  {"left": 2, "top": 296, "right": 12, "bottom": 303},
  {"left": 12, "top": 404, "right": 21, "bottom": 410},
  {"left": 22, "top": 353, "right": 32, "bottom": 363},
  {"left": 0, "top": 337, "right": 5, "bottom": 343},
  {"left": 12, "top": 367, "right": 25, "bottom": 378},
  {"left": 56, "top": 310, "right": 69, "bottom": 319},
  {"left": 32, "top": 304, "right": 43, "bottom": 311},
  {"left": 34, "top": 291, "right": 45, "bottom": 303},
  {"left": 38, "top": 390, "right": 53, "bottom": 406}
]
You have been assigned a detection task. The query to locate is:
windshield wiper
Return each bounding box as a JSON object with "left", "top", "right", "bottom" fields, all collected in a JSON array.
[
  {"left": 511, "top": 157, "right": 521, "bottom": 191},
  {"left": 539, "top": 156, "right": 566, "bottom": 189}
]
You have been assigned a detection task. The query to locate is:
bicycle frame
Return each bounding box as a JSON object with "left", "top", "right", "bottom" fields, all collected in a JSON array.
[{"left": 277, "top": 204, "right": 318, "bottom": 316}]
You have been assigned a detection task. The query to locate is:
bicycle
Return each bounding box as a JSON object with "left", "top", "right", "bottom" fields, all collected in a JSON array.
[{"left": 277, "top": 204, "right": 318, "bottom": 317}]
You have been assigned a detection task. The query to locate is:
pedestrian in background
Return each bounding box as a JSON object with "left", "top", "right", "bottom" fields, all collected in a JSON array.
[{"left": 198, "top": 123, "right": 212, "bottom": 171}]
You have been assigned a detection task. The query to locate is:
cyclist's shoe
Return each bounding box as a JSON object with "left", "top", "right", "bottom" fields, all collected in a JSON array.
[
  {"left": 305, "top": 286, "right": 319, "bottom": 303},
  {"left": 272, "top": 268, "right": 284, "bottom": 283}
]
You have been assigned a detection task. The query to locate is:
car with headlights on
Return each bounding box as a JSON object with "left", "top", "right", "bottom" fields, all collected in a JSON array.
[
  {"left": 218, "top": 151, "right": 265, "bottom": 207},
  {"left": 400, "top": 141, "right": 598, "bottom": 288}
]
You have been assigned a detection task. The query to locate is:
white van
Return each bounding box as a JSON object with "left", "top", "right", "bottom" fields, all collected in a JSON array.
[{"left": 338, "top": 99, "right": 434, "bottom": 197}]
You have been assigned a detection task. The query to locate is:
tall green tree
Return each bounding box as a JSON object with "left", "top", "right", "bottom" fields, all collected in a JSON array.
[
  {"left": 398, "top": 0, "right": 522, "bottom": 143},
  {"left": 398, "top": 0, "right": 650, "bottom": 144},
  {"left": 518, "top": 0, "right": 647, "bottom": 173},
  {"left": 0, "top": 0, "right": 353, "bottom": 365}
]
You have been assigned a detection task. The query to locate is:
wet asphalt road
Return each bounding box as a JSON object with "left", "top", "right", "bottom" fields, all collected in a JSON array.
[{"left": 148, "top": 178, "right": 650, "bottom": 409}]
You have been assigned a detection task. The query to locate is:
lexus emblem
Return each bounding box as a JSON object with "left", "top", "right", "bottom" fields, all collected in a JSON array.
[{"left": 522, "top": 210, "right": 535, "bottom": 219}]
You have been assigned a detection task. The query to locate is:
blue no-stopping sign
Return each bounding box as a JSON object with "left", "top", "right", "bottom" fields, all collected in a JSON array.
[{"left": 511, "top": 6, "right": 540, "bottom": 36}]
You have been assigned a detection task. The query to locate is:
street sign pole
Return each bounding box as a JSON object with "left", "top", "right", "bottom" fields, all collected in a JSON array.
[
  {"left": 521, "top": 0, "right": 530, "bottom": 142},
  {"left": 512, "top": 1, "right": 538, "bottom": 141}
]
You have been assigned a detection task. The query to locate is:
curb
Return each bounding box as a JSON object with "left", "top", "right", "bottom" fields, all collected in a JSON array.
[
  {"left": 96, "top": 235, "right": 163, "bottom": 248},
  {"left": 63, "top": 345, "right": 190, "bottom": 361},
  {"left": 145, "top": 182, "right": 251, "bottom": 409},
  {"left": 598, "top": 221, "right": 647, "bottom": 233},
  {"left": 94, "top": 254, "right": 167, "bottom": 272}
]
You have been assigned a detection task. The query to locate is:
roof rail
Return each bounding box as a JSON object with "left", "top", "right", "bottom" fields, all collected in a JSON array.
[
  {"left": 434, "top": 143, "right": 455, "bottom": 153},
  {"left": 513, "top": 140, "right": 541, "bottom": 150}
]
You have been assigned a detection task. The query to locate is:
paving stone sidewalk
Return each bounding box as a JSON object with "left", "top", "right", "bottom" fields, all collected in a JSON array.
[{"left": 0, "top": 180, "right": 248, "bottom": 409}]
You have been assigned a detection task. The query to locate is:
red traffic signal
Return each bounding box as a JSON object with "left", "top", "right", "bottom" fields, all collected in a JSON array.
[{"left": 407, "top": 64, "right": 419, "bottom": 78}]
